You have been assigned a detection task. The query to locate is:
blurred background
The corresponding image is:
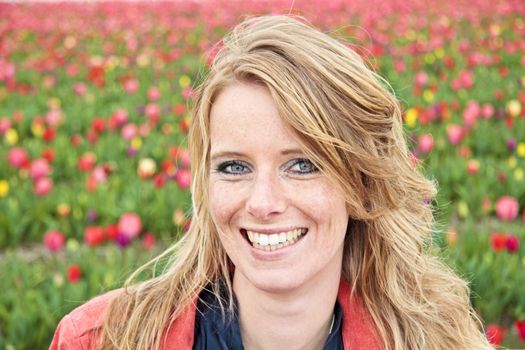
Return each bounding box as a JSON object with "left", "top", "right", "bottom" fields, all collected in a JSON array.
[{"left": 0, "top": 0, "right": 524, "bottom": 348}]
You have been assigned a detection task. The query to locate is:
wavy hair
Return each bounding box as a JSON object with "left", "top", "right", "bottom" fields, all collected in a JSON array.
[{"left": 99, "top": 15, "right": 491, "bottom": 350}]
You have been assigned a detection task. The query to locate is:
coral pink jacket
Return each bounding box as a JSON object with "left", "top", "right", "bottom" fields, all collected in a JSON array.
[{"left": 50, "top": 280, "right": 382, "bottom": 349}]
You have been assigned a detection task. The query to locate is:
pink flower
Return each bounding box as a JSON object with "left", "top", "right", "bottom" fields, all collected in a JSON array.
[
  {"left": 34, "top": 177, "right": 53, "bottom": 196},
  {"left": 7, "top": 147, "right": 30, "bottom": 168},
  {"left": 505, "top": 235, "right": 520, "bottom": 253},
  {"left": 43, "top": 230, "right": 65, "bottom": 252},
  {"left": 495, "top": 196, "right": 519, "bottom": 221},
  {"left": 176, "top": 168, "right": 191, "bottom": 189},
  {"left": 147, "top": 87, "right": 161, "bottom": 101},
  {"left": 74, "top": 82, "right": 87, "bottom": 96},
  {"left": 123, "top": 78, "right": 139, "bottom": 93},
  {"left": 417, "top": 134, "right": 434, "bottom": 154},
  {"left": 0, "top": 117, "right": 11, "bottom": 134},
  {"left": 466, "top": 159, "right": 479, "bottom": 175},
  {"left": 414, "top": 71, "right": 428, "bottom": 87},
  {"left": 30, "top": 158, "right": 51, "bottom": 180},
  {"left": 446, "top": 124, "right": 463, "bottom": 145},
  {"left": 118, "top": 212, "right": 142, "bottom": 239},
  {"left": 121, "top": 123, "right": 138, "bottom": 141},
  {"left": 45, "top": 109, "right": 62, "bottom": 127},
  {"left": 144, "top": 103, "right": 160, "bottom": 123}
]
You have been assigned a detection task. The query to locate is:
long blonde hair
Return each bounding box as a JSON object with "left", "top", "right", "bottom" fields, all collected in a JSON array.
[{"left": 99, "top": 15, "right": 491, "bottom": 350}]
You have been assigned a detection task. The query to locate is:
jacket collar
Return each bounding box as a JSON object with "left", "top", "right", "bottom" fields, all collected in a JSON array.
[{"left": 161, "top": 279, "right": 382, "bottom": 349}]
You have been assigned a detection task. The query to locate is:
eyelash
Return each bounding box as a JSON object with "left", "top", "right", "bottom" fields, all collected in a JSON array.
[
  {"left": 215, "top": 158, "right": 318, "bottom": 175},
  {"left": 216, "top": 160, "right": 250, "bottom": 175},
  {"left": 288, "top": 158, "right": 319, "bottom": 174}
]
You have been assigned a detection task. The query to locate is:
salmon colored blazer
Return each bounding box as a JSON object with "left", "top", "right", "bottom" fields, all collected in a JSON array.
[{"left": 50, "top": 279, "right": 382, "bottom": 349}]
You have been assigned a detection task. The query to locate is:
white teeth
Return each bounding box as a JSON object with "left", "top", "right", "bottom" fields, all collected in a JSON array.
[
  {"left": 269, "top": 234, "right": 279, "bottom": 245},
  {"left": 245, "top": 228, "right": 307, "bottom": 251},
  {"left": 259, "top": 234, "right": 269, "bottom": 246}
]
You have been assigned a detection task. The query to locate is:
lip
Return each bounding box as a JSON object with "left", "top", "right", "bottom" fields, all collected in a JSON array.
[
  {"left": 241, "top": 227, "right": 307, "bottom": 234},
  {"left": 240, "top": 227, "right": 308, "bottom": 260}
]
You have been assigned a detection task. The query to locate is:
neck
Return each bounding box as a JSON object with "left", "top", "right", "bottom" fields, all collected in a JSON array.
[{"left": 233, "top": 266, "right": 342, "bottom": 350}]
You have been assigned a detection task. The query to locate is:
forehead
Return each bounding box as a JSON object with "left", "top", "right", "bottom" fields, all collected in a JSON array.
[{"left": 209, "top": 82, "right": 302, "bottom": 153}]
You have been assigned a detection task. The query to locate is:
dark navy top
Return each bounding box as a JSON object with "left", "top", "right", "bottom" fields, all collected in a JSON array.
[{"left": 193, "top": 285, "right": 343, "bottom": 350}]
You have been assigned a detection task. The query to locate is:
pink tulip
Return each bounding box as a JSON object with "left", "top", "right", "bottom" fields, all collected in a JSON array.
[
  {"left": 0, "top": 117, "right": 11, "bottom": 134},
  {"left": 176, "top": 168, "right": 191, "bottom": 189},
  {"left": 74, "top": 82, "right": 87, "bottom": 96},
  {"left": 118, "top": 212, "right": 142, "bottom": 239},
  {"left": 495, "top": 196, "right": 519, "bottom": 221},
  {"left": 45, "top": 109, "right": 62, "bottom": 127},
  {"left": 446, "top": 124, "right": 463, "bottom": 145},
  {"left": 417, "top": 134, "right": 434, "bottom": 154},
  {"left": 145, "top": 103, "right": 160, "bottom": 123},
  {"left": 147, "top": 87, "right": 161, "bottom": 101},
  {"left": 30, "top": 158, "right": 51, "bottom": 180},
  {"left": 112, "top": 109, "right": 128, "bottom": 127},
  {"left": 123, "top": 78, "right": 139, "bottom": 93},
  {"left": 414, "top": 71, "right": 428, "bottom": 87},
  {"left": 481, "top": 103, "right": 494, "bottom": 119},
  {"left": 7, "top": 147, "right": 29, "bottom": 168},
  {"left": 34, "top": 177, "right": 53, "bottom": 196},
  {"left": 43, "top": 230, "right": 65, "bottom": 252},
  {"left": 121, "top": 123, "right": 138, "bottom": 141}
]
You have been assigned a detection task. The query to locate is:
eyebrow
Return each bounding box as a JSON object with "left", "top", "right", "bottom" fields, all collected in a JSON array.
[{"left": 210, "top": 148, "right": 305, "bottom": 161}]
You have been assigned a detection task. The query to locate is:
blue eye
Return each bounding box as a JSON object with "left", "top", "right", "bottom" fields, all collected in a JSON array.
[
  {"left": 289, "top": 158, "right": 318, "bottom": 174},
  {"left": 217, "top": 160, "right": 250, "bottom": 175}
]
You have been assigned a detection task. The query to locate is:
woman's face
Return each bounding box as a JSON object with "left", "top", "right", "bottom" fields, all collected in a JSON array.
[{"left": 208, "top": 82, "right": 348, "bottom": 293}]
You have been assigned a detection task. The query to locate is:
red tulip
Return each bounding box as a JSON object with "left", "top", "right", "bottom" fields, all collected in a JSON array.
[
  {"left": 91, "top": 117, "right": 106, "bottom": 133},
  {"left": 77, "top": 152, "right": 97, "bottom": 172},
  {"left": 84, "top": 226, "right": 106, "bottom": 246},
  {"left": 486, "top": 324, "right": 505, "bottom": 346},
  {"left": 118, "top": 212, "right": 142, "bottom": 239},
  {"left": 106, "top": 224, "right": 119, "bottom": 240},
  {"left": 505, "top": 235, "right": 520, "bottom": 253},
  {"left": 43, "top": 230, "right": 65, "bottom": 252},
  {"left": 490, "top": 232, "right": 507, "bottom": 252},
  {"left": 67, "top": 264, "right": 82, "bottom": 284},
  {"left": 142, "top": 232, "right": 155, "bottom": 250},
  {"left": 495, "top": 196, "right": 519, "bottom": 221},
  {"left": 515, "top": 321, "right": 525, "bottom": 342}
]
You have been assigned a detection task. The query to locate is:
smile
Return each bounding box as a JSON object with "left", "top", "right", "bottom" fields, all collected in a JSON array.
[{"left": 242, "top": 228, "right": 308, "bottom": 251}]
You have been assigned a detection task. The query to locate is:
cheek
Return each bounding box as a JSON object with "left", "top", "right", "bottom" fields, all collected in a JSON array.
[{"left": 208, "top": 182, "right": 242, "bottom": 230}]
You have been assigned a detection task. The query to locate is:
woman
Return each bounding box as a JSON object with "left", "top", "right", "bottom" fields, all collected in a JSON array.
[{"left": 51, "top": 15, "right": 492, "bottom": 350}]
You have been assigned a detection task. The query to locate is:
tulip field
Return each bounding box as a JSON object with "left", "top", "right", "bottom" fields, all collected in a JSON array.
[{"left": 0, "top": 0, "right": 524, "bottom": 348}]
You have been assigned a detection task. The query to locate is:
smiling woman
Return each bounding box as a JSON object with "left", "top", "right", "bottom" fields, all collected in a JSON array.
[{"left": 50, "top": 15, "right": 492, "bottom": 350}]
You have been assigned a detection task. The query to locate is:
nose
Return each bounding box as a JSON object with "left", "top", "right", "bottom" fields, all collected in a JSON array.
[{"left": 245, "top": 173, "right": 287, "bottom": 221}]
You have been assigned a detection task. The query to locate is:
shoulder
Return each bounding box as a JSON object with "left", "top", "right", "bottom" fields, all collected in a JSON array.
[{"left": 49, "top": 289, "right": 122, "bottom": 350}]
